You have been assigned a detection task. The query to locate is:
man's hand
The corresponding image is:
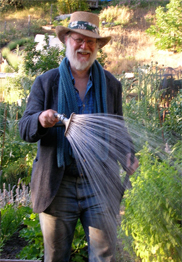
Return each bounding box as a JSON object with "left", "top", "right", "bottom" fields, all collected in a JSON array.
[
  {"left": 39, "top": 109, "right": 59, "bottom": 128},
  {"left": 126, "top": 153, "right": 139, "bottom": 176}
]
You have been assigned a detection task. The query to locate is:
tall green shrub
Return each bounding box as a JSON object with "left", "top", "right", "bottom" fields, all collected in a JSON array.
[
  {"left": 0, "top": 204, "right": 32, "bottom": 249},
  {"left": 0, "top": 0, "right": 23, "bottom": 12},
  {"left": 146, "top": 0, "right": 182, "bottom": 52},
  {"left": 57, "top": 0, "right": 89, "bottom": 14},
  {"left": 121, "top": 144, "right": 182, "bottom": 262},
  {"left": 0, "top": 69, "right": 37, "bottom": 187},
  {"left": 24, "top": 34, "right": 63, "bottom": 76},
  {"left": 163, "top": 90, "right": 182, "bottom": 141}
]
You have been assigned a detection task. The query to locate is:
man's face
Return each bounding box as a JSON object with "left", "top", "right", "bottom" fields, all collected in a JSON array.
[{"left": 65, "top": 32, "right": 98, "bottom": 72}]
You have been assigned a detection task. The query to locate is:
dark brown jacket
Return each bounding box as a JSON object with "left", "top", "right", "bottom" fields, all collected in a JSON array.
[{"left": 19, "top": 67, "right": 131, "bottom": 213}]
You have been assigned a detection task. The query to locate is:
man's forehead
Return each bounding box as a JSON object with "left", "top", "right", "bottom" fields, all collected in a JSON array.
[{"left": 70, "top": 32, "right": 96, "bottom": 40}]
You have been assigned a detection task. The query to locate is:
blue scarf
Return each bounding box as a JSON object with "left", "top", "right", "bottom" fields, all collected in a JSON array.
[{"left": 57, "top": 57, "right": 108, "bottom": 168}]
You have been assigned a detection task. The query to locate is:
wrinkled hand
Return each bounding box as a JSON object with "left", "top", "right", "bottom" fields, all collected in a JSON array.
[
  {"left": 126, "top": 153, "right": 139, "bottom": 176},
  {"left": 39, "top": 109, "right": 59, "bottom": 128}
]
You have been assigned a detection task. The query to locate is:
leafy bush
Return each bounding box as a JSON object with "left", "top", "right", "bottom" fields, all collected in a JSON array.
[
  {"left": 6, "top": 37, "right": 32, "bottom": 51},
  {"left": 0, "top": 0, "right": 24, "bottom": 12},
  {"left": 1, "top": 38, "right": 32, "bottom": 71},
  {"left": 121, "top": 144, "right": 182, "bottom": 262},
  {"left": 0, "top": 71, "right": 37, "bottom": 187},
  {"left": 0, "top": 28, "right": 21, "bottom": 48},
  {"left": 24, "top": 34, "right": 63, "bottom": 76},
  {"left": 1, "top": 47, "right": 22, "bottom": 72},
  {"left": 18, "top": 212, "right": 44, "bottom": 260},
  {"left": 146, "top": 0, "right": 182, "bottom": 52},
  {"left": 0, "top": 0, "right": 56, "bottom": 12},
  {"left": 57, "top": 0, "right": 89, "bottom": 14},
  {"left": 163, "top": 90, "right": 182, "bottom": 141},
  {"left": 28, "top": 18, "right": 48, "bottom": 35}
]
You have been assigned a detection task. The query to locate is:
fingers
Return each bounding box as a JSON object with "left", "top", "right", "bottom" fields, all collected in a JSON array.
[
  {"left": 39, "top": 109, "right": 59, "bottom": 128},
  {"left": 126, "top": 153, "right": 139, "bottom": 176},
  {"left": 132, "top": 157, "right": 139, "bottom": 171}
]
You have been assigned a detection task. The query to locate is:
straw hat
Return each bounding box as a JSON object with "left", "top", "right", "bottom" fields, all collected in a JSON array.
[{"left": 56, "top": 11, "right": 111, "bottom": 48}]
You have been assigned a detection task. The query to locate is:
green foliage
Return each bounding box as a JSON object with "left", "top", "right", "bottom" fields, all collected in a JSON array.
[
  {"left": 18, "top": 212, "right": 44, "bottom": 260},
  {"left": 0, "top": 0, "right": 24, "bottom": 12},
  {"left": 0, "top": 0, "right": 56, "bottom": 12},
  {"left": 0, "top": 103, "right": 36, "bottom": 186},
  {"left": 71, "top": 219, "right": 88, "bottom": 262},
  {"left": 120, "top": 63, "right": 181, "bottom": 147},
  {"left": 1, "top": 37, "right": 32, "bottom": 72},
  {"left": 0, "top": 70, "right": 37, "bottom": 187},
  {"left": 163, "top": 90, "right": 182, "bottom": 140},
  {"left": 0, "top": 204, "right": 32, "bottom": 249},
  {"left": 52, "top": 17, "right": 70, "bottom": 28},
  {"left": 121, "top": 144, "right": 182, "bottom": 262},
  {"left": 57, "top": 0, "right": 89, "bottom": 14},
  {"left": 146, "top": 0, "right": 182, "bottom": 52},
  {"left": 121, "top": 63, "right": 162, "bottom": 147},
  {"left": 6, "top": 37, "right": 33, "bottom": 51},
  {"left": 1, "top": 47, "right": 22, "bottom": 72},
  {"left": 24, "top": 34, "right": 63, "bottom": 75},
  {"left": 28, "top": 18, "right": 48, "bottom": 35},
  {"left": 18, "top": 214, "right": 88, "bottom": 261},
  {"left": 97, "top": 48, "right": 107, "bottom": 67},
  {"left": 0, "top": 27, "right": 20, "bottom": 48}
]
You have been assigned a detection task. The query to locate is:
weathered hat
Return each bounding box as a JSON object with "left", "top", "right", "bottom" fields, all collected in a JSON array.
[{"left": 56, "top": 11, "right": 111, "bottom": 48}]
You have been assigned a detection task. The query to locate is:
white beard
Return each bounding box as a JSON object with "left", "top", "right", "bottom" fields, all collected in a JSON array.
[{"left": 66, "top": 38, "right": 98, "bottom": 71}]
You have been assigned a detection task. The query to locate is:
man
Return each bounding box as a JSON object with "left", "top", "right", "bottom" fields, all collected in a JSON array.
[{"left": 19, "top": 11, "right": 138, "bottom": 262}]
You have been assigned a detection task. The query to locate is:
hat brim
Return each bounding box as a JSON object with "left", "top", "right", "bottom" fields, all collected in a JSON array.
[{"left": 56, "top": 26, "right": 111, "bottom": 49}]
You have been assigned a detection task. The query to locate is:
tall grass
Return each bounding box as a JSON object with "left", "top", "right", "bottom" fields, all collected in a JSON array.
[
  {"left": 100, "top": 5, "right": 181, "bottom": 73},
  {"left": 99, "top": 5, "right": 133, "bottom": 25}
]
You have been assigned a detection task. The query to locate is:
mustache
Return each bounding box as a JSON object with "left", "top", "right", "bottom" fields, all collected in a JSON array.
[{"left": 76, "top": 49, "right": 92, "bottom": 54}]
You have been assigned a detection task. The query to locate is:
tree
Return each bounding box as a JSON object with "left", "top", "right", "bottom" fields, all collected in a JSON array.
[{"left": 146, "top": 0, "right": 182, "bottom": 52}]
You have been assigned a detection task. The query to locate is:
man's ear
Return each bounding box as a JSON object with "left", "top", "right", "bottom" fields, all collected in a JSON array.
[
  {"left": 64, "top": 32, "right": 71, "bottom": 45},
  {"left": 64, "top": 35, "right": 68, "bottom": 45}
]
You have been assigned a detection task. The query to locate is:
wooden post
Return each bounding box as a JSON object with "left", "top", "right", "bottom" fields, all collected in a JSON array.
[
  {"left": 50, "top": 4, "right": 52, "bottom": 25},
  {"left": 28, "top": 15, "right": 30, "bottom": 36},
  {"left": 4, "top": 21, "right": 6, "bottom": 33}
]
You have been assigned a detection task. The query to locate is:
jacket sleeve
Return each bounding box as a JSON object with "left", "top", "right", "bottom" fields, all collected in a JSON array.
[{"left": 19, "top": 75, "right": 48, "bottom": 143}]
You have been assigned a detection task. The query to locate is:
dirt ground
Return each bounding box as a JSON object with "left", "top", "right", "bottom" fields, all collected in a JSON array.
[{"left": 1, "top": 226, "right": 29, "bottom": 260}]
